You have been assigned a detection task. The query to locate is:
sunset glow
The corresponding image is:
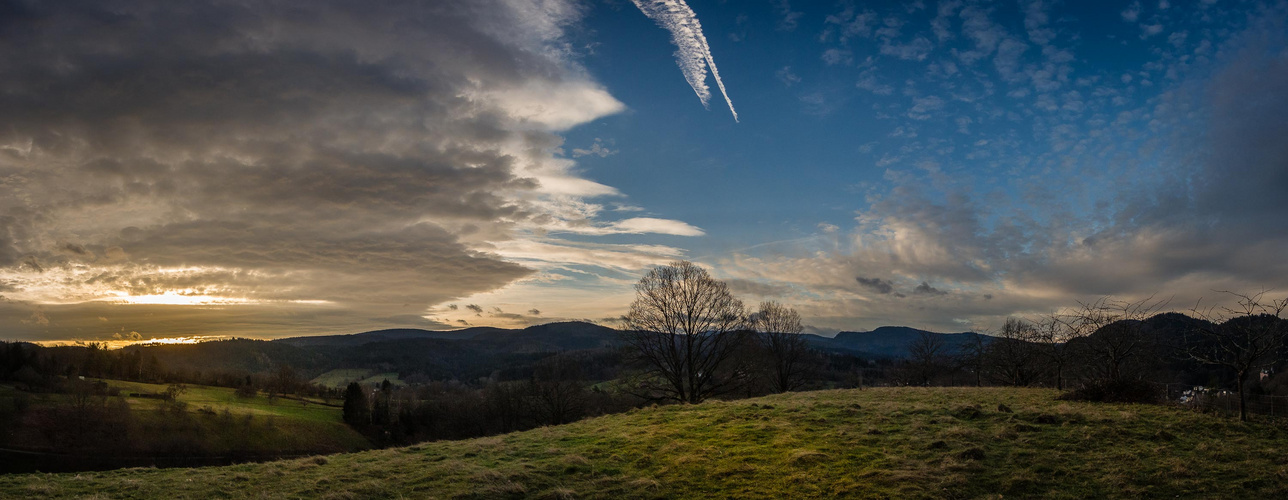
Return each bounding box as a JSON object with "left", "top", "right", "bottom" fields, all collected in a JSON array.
[{"left": 0, "top": 0, "right": 1284, "bottom": 344}]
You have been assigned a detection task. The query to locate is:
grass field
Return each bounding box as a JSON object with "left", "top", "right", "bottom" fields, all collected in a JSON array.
[
  {"left": 3, "top": 386, "right": 1287, "bottom": 498},
  {"left": 104, "top": 379, "right": 346, "bottom": 423},
  {"left": 310, "top": 370, "right": 406, "bottom": 390},
  {"left": 310, "top": 369, "right": 372, "bottom": 389},
  {"left": 1, "top": 379, "right": 370, "bottom": 461}
]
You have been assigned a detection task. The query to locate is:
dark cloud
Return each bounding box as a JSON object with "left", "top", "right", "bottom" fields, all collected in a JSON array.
[
  {"left": 58, "top": 243, "right": 92, "bottom": 258},
  {"left": 855, "top": 276, "right": 896, "bottom": 295},
  {"left": 465, "top": 304, "right": 484, "bottom": 315},
  {"left": 913, "top": 281, "right": 948, "bottom": 296}
]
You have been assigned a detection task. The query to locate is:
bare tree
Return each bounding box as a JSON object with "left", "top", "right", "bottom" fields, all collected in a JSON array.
[
  {"left": 1186, "top": 291, "right": 1288, "bottom": 422},
  {"left": 1037, "top": 313, "right": 1087, "bottom": 390},
  {"left": 907, "top": 331, "right": 946, "bottom": 386},
  {"left": 956, "top": 332, "right": 988, "bottom": 387},
  {"left": 984, "top": 317, "right": 1044, "bottom": 386},
  {"left": 1073, "top": 296, "right": 1168, "bottom": 382},
  {"left": 528, "top": 354, "right": 587, "bottom": 426},
  {"left": 752, "top": 301, "right": 810, "bottom": 393},
  {"left": 622, "top": 261, "right": 750, "bottom": 404}
]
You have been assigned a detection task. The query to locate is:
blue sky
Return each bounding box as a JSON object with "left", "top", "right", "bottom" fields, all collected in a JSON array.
[{"left": 1, "top": 0, "right": 1285, "bottom": 342}]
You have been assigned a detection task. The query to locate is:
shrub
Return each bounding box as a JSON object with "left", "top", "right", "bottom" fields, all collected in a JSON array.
[
  {"left": 1057, "top": 379, "right": 1162, "bottom": 404},
  {"left": 235, "top": 384, "right": 258, "bottom": 399}
]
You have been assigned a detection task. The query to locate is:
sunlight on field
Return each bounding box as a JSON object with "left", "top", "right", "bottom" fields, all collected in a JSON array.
[
  {"left": 102, "top": 380, "right": 344, "bottom": 423},
  {"left": 5, "top": 387, "right": 1287, "bottom": 499}
]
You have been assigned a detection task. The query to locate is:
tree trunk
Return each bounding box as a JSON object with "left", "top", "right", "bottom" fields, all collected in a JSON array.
[{"left": 1237, "top": 372, "right": 1248, "bottom": 422}]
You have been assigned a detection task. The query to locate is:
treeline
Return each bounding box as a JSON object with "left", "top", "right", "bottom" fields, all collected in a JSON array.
[
  {"left": 334, "top": 346, "right": 882, "bottom": 446},
  {"left": 889, "top": 295, "right": 1288, "bottom": 421},
  {"left": 0, "top": 341, "right": 335, "bottom": 401},
  {"left": 338, "top": 353, "right": 641, "bottom": 445}
]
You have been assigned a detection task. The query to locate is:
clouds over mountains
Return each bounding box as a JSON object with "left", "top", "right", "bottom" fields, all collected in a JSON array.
[
  {"left": 0, "top": 1, "right": 686, "bottom": 340},
  {"left": 725, "top": 0, "right": 1288, "bottom": 333}
]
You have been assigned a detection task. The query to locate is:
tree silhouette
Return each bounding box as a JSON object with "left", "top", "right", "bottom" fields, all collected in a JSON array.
[
  {"left": 622, "top": 261, "right": 750, "bottom": 404},
  {"left": 753, "top": 301, "right": 810, "bottom": 393},
  {"left": 1186, "top": 291, "right": 1288, "bottom": 421},
  {"left": 342, "top": 382, "right": 370, "bottom": 426}
]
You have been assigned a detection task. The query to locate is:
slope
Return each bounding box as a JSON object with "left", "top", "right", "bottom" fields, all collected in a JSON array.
[{"left": 4, "top": 387, "right": 1287, "bottom": 498}]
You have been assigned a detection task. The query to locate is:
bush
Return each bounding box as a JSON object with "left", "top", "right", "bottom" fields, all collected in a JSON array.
[
  {"left": 1058, "top": 379, "right": 1162, "bottom": 404},
  {"left": 235, "top": 384, "right": 258, "bottom": 399}
]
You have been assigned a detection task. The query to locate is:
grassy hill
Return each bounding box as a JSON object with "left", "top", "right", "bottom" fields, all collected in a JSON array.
[
  {"left": 4, "top": 387, "right": 1287, "bottom": 498},
  {"left": 0, "top": 379, "right": 369, "bottom": 472}
]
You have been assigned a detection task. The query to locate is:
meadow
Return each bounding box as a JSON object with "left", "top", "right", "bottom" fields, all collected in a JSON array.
[
  {"left": 0, "top": 379, "right": 370, "bottom": 472},
  {"left": 309, "top": 370, "right": 406, "bottom": 390},
  {"left": 3, "top": 387, "right": 1286, "bottom": 498}
]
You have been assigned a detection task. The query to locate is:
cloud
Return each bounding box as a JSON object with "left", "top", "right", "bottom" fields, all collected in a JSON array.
[
  {"left": 774, "top": 0, "right": 803, "bottom": 32},
  {"left": 0, "top": 0, "right": 676, "bottom": 341},
  {"left": 907, "top": 95, "right": 946, "bottom": 120},
  {"left": 533, "top": 216, "right": 704, "bottom": 237},
  {"left": 776, "top": 66, "right": 802, "bottom": 87},
  {"left": 913, "top": 282, "right": 948, "bottom": 296},
  {"left": 491, "top": 238, "right": 688, "bottom": 275},
  {"left": 608, "top": 218, "right": 705, "bottom": 236},
  {"left": 931, "top": 1, "right": 962, "bottom": 42},
  {"left": 857, "top": 68, "right": 894, "bottom": 95},
  {"left": 630, "top": 0, "right": 739, "bottom": 121},
  {"left": 1022, "top": 0, "right": 1056, "bottom": 46},
  {"left": 726, "top": 278, "right": 793, "bottom": 298},
  {"left": 824, "top": 7, "right": 878, "bottom": 43},
  {"left": 880, "top": 36, "right": 935, "bottom": 61},
  {"left": 855, "top": 276, "right": 896, "bottom": 295},
  {"left": 571, "top": 138, "right": 618, "bottom": 158},
  {"left": 1122, "top": 1, "right": 1142, "bottom": 22},
  {"left": 822, "top": 48, "right": 854, "bottom": 66}
]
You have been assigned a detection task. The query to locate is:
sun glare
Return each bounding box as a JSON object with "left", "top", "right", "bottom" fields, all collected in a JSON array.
[
  {"left": 102, "top": 292, "right": 253, "bottom": 306},
  {"left": 36, "top": 335, "right": 230, "bottom": 350}
]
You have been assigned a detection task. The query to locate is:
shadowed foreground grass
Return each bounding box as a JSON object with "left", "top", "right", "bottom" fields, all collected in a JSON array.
[{"left": 4, "top": 387, "right": 1287, "bottom": 499}]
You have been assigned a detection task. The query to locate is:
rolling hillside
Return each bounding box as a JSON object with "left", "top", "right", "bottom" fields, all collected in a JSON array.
[{"left": 4, "top": 387, "right": 1286, "bottom": 498}]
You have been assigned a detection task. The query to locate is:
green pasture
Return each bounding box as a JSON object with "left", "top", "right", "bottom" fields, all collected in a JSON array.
[{"left": 4, "top": 387, "right": 1287, "bottom": 498}]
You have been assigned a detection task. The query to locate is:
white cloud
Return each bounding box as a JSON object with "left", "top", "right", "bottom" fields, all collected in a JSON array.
[
  {"left": 880, "top": 36, "right": 935, "bottom": 61},
  {"left": 822, "top": 48, "right": 854, "bottom": 66},
  {"left": 1122, "top": 1, "right": 1142, "bottom": 22},
  {"left": 608, "top": 218, "right": 706, "bottom": 236},
  {"left": 483, "top": 80, "right": 624, "bottom": 131},
  {"left": 571, "top": 138, "right": 618, "bottom": 158}
]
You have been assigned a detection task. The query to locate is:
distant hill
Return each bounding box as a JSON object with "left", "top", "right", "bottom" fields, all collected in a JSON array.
[
  {"left": 115, "top": 321, "right": 624, "bottom": 382},
  {"left": 274, "top": 326, "right": 508, "bottom": 347},
  {"left": 274, "top": 322, "right": 620, "bottom": 352},
  {"left": 808, "top": 326, "right": 990, "bottom": 358}
]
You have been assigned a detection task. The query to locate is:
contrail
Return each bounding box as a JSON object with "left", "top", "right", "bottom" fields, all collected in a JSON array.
[{"left": 630, "top": 0, "right": 738, "bottom": 122}]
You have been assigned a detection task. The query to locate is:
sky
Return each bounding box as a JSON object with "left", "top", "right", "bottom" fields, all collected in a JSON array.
[{"left": 1, "top": 0, "right": 1286, "bottom": 344}]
